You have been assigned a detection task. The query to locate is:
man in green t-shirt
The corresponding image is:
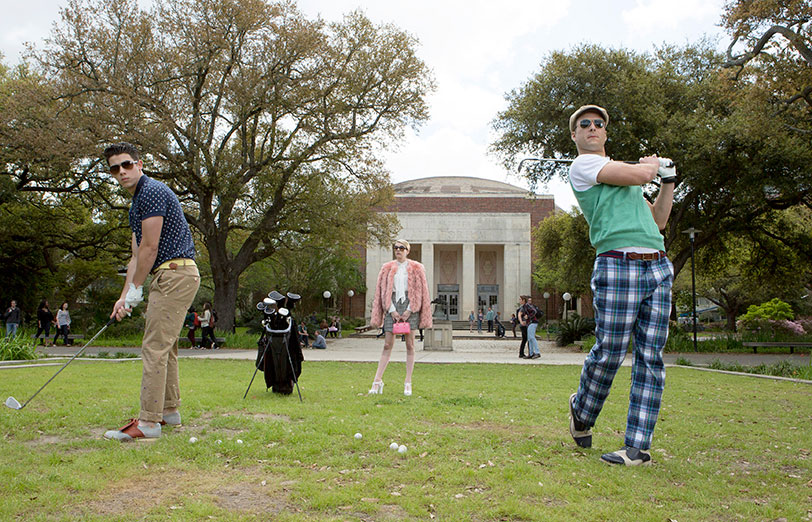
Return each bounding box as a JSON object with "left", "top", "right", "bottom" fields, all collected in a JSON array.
[{"left": 566, "top": 105, "right": 676, "bottom": 466}]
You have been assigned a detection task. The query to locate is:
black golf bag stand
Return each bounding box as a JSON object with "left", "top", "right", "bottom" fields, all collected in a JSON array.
[{"left": 256, "top": 318, "right": 303, "bottom": 395}]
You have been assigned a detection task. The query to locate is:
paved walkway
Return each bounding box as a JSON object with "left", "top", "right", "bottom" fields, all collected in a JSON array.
[{"left": 29, "top": 335, "right": 812, "bottom": 367}]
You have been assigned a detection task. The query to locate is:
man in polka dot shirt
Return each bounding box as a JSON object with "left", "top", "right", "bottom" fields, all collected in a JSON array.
[{"left": 103, "top": 142, "right": 200, "bottom": 442}]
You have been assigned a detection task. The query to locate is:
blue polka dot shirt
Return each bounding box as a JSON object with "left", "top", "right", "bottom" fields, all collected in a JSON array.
[{"left": 129, "top": 175, "right": 196, "bottom": 271}]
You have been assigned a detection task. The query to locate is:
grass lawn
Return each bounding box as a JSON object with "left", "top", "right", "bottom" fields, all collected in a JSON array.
[{"left": 1, "top": 360, "right": 810, "bottom": 521}]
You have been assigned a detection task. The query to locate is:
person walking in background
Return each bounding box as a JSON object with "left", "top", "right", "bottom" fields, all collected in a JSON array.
[
  {"left": 369, "top": 239, "right": 432, "bottom": 397},
  {"left": 3, "top": 300, "right": 22, "bottom": 338},
  {"left": 200, "top": 302, "right": 217, "bottom": 349},
  {"left": 565, "top": 105, "right": 675, "bottom": 466},
  {"left": 521, "top": 297, "right": 541, "bottom": 359},
  {"left": 35, "top": 299, "right": 55, "bottom": 347},
  {"left": 54, "top": 302, "right": 72, "bottom": 346},
  {"left": 468, "top": 310, "right": 475, "bottom": 332},
  {"left": 477, "top": 309, "right": 483, "bottom": 334},
  {"left": 103, "top": 142, "right": 200, "bottom": 442},
  {"left": 517, "top": 297, "right": 529, "bottom": 359},
  {"left": 184, "top": 307, "right": 199, "bottom": 348},
  {"left": 510, "top": 313, "right": 518, "bottom": 338}
]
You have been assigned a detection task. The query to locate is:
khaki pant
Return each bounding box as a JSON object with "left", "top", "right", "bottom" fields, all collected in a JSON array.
[{"left": 140, "top": 265, "right": 200, "bottom": 422}]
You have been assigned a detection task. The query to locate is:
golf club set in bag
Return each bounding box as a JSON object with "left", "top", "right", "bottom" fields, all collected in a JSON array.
[{"left": 243, "top": 290, "right": 304, "bottom": 401}]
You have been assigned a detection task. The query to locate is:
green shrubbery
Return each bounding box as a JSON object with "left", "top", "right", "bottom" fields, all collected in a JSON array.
[
  {"left": 708, "top": 359, "right": 812, "bottom": 380},
  {"left": 737, "top": 298, "right": 811, "bottom": 339},
  {"left": 0, "top": 335, "right": 38, "bottom": 361},
  {"left": 555, "top": 313, "right": 595, "bottom": 346}
]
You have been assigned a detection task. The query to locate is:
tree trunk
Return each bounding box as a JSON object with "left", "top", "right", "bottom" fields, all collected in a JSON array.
[{"left": 211, "top": 265, "right": 240, "bottom": 333}]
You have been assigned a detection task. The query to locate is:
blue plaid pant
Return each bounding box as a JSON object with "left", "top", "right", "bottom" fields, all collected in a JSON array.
[{"left": 573, "top": 255, "right": 673, "bottom": 450}]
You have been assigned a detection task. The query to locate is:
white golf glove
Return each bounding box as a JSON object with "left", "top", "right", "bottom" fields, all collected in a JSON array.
[
  {"left": 657, "top": 158, "right": 676, "bottom": 182},
  {"left": 125, "top": 283, "right": 144, "bottom": 309}
]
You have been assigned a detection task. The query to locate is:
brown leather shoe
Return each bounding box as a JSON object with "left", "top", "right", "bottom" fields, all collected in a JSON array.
[{"left": 104, "top": 418, "right": 160, "bottom": 442}]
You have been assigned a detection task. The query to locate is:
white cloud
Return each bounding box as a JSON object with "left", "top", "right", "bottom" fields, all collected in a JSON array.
[{"left": 621, "top": 0, "right": 724, "bottom": 34}]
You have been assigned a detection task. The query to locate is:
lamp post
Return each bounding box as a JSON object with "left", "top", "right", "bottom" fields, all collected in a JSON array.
[
  {"left": 347, "top": 290, "right": 354, "bottom": 318},
  {"left": 322, "top": 290, "right": 331, "bottom": 322},
  {"left": 682, "top": 228, "right": 701, "bottom": 352},
  {"left": 562, "top": 292, "right": 572, "bottom": 321},
  {"left": 543, "top": 292, "right": 550, "bottom": 337}
]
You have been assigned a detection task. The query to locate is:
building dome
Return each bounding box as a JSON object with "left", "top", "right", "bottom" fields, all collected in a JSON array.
[{"left": 394, "top": 176, "right": 530, "bottom": 197}]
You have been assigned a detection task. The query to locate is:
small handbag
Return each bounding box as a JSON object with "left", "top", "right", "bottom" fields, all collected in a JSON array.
[{"left": 392, "top": 321, "right": 411, "bottom": 334}]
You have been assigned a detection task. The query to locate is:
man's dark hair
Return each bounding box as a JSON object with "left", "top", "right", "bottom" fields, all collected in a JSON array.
[{"left": 103, "top": 142, "right": 140, "bottom": 163}]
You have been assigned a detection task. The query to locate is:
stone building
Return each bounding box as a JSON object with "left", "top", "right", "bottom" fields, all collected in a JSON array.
[{"left": 357, "top": 176, "right": 563, "bottom": 323}]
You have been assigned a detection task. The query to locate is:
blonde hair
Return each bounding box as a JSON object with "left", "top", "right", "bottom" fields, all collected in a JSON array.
[{"left": 394, "top": 239, "right": 410, "bottom": 251}]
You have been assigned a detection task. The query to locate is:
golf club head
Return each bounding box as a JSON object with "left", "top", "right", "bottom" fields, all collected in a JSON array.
[
  {"left": 256, "top": 302, "right": 266, "bottom": 311},
  {"left": 278, "top": 307, "right": 289, "bottom": 317},
  {"left": 5, "top": 396, "right": 21, "bottom": 410},
  {"left": 285, "top": 292, "right": 301, "bottom": 310},
  {"left": 268, "top": 290, "right": 285, "bottom": 301}
]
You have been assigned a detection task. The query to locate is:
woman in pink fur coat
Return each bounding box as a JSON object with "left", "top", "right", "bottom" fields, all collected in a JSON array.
[{"left": 369, "top": 239, "right": 432, "bottom": 396}]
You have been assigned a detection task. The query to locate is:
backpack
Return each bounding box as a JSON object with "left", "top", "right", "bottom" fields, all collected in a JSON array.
[
  {"left": 524, "top": 304, "right": 540, "bottom": 323},
  {"left": 193, "top": 313, "right": 201, "bottom": 328},
  {"left": 210, "top": 310, "right": 217, "bottom": 327}
]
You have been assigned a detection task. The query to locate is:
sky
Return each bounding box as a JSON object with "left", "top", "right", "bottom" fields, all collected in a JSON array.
[{"left": 0, "top": 0, "right": 728, "bottom": 211}]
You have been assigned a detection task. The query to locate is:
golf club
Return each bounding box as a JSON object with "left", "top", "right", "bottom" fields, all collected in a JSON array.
[
  {"left": 5, "top": 317, "right": 117, "bottom": 411},
  {"left": 518, "top": 157, "right": 674, "bottom": 172},
  {"left": 243, "top": 333, "right": 271, "bottom": 400}
]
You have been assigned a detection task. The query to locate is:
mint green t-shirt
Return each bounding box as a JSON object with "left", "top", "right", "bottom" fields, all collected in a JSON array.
[{"left": 569, "top": 155, "right": 665, "bottom": 254}]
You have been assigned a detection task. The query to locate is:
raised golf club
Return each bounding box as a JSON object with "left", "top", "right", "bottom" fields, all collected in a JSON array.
[
  {"left": 5, "top": 317, "right": 117, "bottom": 411},
  {"left": 518, "top": 157, "right": 674, "bottom": 172}
]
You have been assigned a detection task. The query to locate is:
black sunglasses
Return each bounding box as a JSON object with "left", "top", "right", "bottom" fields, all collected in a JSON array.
[
  {"left": 109, "top": 160, "right": 138, "bottom": 174},
  {"left": 579, "top": 118, "right": 605, "bottom": 129},
  {"left": 393, "top": 245, "right": 407, "bottom": 251}
]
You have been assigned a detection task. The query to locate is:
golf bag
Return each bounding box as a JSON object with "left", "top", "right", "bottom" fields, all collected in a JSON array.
[
  {"left": 256, "top": 319, "right": 302, "bottom": 394},
  {"left": 252, "top": 291, "right": 304, "bottom": 396}
]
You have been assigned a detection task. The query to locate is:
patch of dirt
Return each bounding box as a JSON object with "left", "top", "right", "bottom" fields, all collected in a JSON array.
[
  {"left": 80, "top": 468, "right": 294, "bottom": 518},
  {"left": 440, "top": 420, "right": 526, "bottom": 438}
]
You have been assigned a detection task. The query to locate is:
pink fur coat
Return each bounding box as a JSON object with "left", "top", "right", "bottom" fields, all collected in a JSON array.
[{"left": 370, "top": 260, "right": 433, "bottom": 329}]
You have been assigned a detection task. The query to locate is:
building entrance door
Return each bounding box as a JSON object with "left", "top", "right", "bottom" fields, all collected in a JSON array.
[
  {"left": 434, "top": 284, "right": 459, "bottom": 321},
  {"left": 477, "top": 284, "right": 499, "bottom": 317}
]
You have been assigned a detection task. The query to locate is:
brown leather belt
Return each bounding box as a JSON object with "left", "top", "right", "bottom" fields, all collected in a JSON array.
[
  {"left": 151, "top": 258, "right": 196, "bottom": 275},
  {"left": 598, "top": 250, "right": 667, "bottom": 261}
]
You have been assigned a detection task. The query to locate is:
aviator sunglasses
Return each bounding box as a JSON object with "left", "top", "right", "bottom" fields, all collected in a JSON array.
[
  {"left": 108, "top": 160, "right": 138, "bottom": 175},
  {"left": 393, "top": 245, "right": 408, "bottom": 251},
  {"left": 579, "top": 118, "right": 605, "bottom": 129}
]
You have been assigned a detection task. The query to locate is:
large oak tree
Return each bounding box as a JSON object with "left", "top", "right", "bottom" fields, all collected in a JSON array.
[
  {"left": 491, "top": 44, "right": 812, "bottom": 289},
  {"left": 3, "top": 0, "right": 434, "bottom": 329}
]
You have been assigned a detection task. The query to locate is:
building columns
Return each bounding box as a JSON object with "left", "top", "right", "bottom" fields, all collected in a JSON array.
[
  {"left": 461, "top": 243, "right": 476, "bottom": 316},
  {"left": 422, "top": 242, "right": 434, "bottom": 303}
]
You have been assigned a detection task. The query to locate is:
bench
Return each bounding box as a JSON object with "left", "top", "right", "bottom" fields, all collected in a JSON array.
[
  {"left": 354, "top": 325, "right": 372, "bottom": 334},
  {"left": 742, "top": 341, "right": 812, "bottom": 354},
  {"left": 178, "top": 336, "right": 226, "bottom": 348}
]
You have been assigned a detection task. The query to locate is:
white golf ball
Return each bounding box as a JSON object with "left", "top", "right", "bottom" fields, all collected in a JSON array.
[
  {"left": 389, "top": 442, "right": 399, "bottom": 450},
  {"left": 237, "top": 439, "right": 244, "bottom": 444},
  {"left": 398, "top": 444, "right": 407, "bottom": 454},
  {"left": 188, "top": 436, "right": 198, "bottom": 443},
  {"left": 216, "top": 440, "right": 222, "bottom": 445},
  {"left": 354, "top": 433, "right": 363, "bottom": 439}
]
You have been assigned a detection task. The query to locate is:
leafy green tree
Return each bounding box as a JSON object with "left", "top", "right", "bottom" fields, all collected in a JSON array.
[
  {"left": 531, "top": 209, "right": 594, "bottom": 302},
  {"left": 491, "top": 43, "right": 812, "bottom": 285},
  {"left": 3, "top": 0, "right": 433, "bottom": 329},
  {"left": 721, "top": 0, "right": 812, "bottom": 131},
  {"left": 675, "top": 210, "right": 811, "bottom": 330}
]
